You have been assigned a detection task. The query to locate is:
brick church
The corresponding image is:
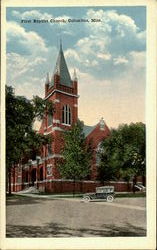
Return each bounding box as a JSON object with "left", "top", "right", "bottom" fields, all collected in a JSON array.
[{"left": 11, "top": 43, "right": 112, "bottom": 193}]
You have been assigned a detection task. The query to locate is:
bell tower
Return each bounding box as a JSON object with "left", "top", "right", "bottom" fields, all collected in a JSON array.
[
  {"left": 39, "top": 41, "right": 79, "bottom": 179},
  {"left": 44, "top": 41, "right": 78, "bottom": 128}
]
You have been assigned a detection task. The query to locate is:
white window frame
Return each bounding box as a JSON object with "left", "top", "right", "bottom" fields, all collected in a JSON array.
[
  {"left": 48, "top": 114, "right": 53, "bottom": 127},
  {"left": 62, "top": 104, "right": 71, "bottom": 125}
]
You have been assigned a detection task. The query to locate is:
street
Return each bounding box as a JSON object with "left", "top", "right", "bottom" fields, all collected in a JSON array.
[{"left": 6, "top": 196, "right": 146, "bottom": 237}]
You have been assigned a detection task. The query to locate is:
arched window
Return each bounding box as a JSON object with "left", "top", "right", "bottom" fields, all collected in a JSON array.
[{"left": 62, "top": 105, "right": 71, "bottom": 125}]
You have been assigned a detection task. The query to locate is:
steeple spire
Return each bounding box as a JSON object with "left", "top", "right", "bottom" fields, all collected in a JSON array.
[
  {"left": 60, "top": 37, "right": 62, "bottom": 51},
  {"left": 53, "top": 40, "right": 72, "bottom": 87}
]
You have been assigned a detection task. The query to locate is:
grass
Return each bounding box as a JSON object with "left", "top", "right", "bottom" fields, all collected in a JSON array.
[
  {"left": 116, "top": 192, "right": 146, "bottom": 198},
  {"left": 6, "top": 194, "right": 32, "bottom": 200}
]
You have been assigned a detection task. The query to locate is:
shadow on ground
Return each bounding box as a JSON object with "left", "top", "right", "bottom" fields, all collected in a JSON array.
[{"left": 6, "top": 222, "right": 146, "bottom": 238}]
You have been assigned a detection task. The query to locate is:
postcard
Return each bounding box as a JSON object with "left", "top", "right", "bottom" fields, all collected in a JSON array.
[{"left": 1, "top": 0, "right": 156, "bottom": 249}]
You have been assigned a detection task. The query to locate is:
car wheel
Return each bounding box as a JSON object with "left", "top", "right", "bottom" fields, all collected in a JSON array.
[
  {"left": 106, "top": 195, "right": 114, "bottom": 202},
  {"left": 83, "top": 196, "right": 91, "bottom": 202}
]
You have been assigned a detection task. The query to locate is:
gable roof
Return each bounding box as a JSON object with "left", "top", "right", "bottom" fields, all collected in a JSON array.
[{"left": 83, "top": 125, "right": 96, "bottom": 137}]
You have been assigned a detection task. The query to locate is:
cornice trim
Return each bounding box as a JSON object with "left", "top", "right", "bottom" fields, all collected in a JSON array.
[{"left": 45, "top": 89, "right": 79, "bottom": 100}]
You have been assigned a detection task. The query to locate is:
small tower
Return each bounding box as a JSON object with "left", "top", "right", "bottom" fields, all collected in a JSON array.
[
  {"left": 99, "top": 117, "right": 105, "bottom": 130},
  {"left": 45, "top": 72, "right": 50, "bottom": 95},
  {"left": 72, "top": 69, "right": 78, "bottom": 95},
  {"left": 73, "top": 68, "right": 77, "bottom": 81},
  {"left": 44, "top": 40, "right": 79, "bottom": 128}
]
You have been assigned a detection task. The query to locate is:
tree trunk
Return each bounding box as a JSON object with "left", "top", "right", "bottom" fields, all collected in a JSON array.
[{"left": 73, "top": 179, "right": 76, "bottom": 197}]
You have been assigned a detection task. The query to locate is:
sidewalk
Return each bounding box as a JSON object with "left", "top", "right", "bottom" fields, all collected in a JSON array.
[{"left": 12, "top": 192, "right": 82, "bottom": 199}]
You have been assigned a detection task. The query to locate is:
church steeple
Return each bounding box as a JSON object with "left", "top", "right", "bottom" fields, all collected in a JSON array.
[
  {"left": 53, "top": 40, "right": 72, "bottom": 87},
  {"left": 60, "top": 38, "right": 62, "bottom": 51}
]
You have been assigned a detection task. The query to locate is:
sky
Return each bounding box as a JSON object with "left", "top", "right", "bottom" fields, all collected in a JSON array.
[{"left": 6, "top": 6, "right": 146, "bottom": 128}]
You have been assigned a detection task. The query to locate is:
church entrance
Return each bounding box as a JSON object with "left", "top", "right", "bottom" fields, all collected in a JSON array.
[{"left": 31, "top": 169, "right": 36, "bottom": 186}]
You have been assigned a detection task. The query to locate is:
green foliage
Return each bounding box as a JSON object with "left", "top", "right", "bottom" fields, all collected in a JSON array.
[
  {"left": 32, "top": 95, "right": 54, "bottom": 120},
  {"left": 58, "top": 120, "right": 92, "bottom": 181},
  {"left": 98, "top": 122, "right": 146, "bottom": 182},
  {"left": 6, "top": 86, "right": 53, "bottom": 169}
]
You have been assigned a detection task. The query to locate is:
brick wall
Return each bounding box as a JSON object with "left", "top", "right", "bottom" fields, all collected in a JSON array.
[
  {"left": 12, "top": 179, "right": 143, "bottom": 193},
  {"left": 37, "top": 180, "right": 133, "bottom": 193}
]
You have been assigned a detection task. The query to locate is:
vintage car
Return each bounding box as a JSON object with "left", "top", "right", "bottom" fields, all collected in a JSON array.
[{"left": 82, "top": 186, "right": 115, "bottom": 202}]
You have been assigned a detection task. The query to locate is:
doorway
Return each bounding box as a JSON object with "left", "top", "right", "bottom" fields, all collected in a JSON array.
[
  {"left": 40, "top": 167, "right": 43, "bottom": 181},
  {"left": 31, "top": 169, "right": 36, "bottom": 186}
]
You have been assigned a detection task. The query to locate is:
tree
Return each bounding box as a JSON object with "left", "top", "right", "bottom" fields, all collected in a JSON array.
[
  {"left": 58, "top": 120, "right": 92, "bottom": 196},
  {"left": 6, "top": 86, "right": 54, "bottom": 194},
  {"left": 98, "top": 122, "right": 146, "bottom": 188}
]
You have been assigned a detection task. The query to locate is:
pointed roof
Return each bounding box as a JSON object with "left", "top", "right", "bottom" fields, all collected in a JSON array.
[
  {"left": 83, "top": 118, "right": 107, "bottom": 137},
  {"left": 53, "top": 41, "right": 72, "bottom": 87}
]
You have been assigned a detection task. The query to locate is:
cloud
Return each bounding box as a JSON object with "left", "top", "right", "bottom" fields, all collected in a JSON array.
[
  {"left": 65, "top": 35, "right": 111, "bottom": 73},
  {"left": 12, "top": 10, "right": 52, "bottom": 20},
  {"left": 6, "top": 20, "right": 58, "bottom": 90},
  {"left": 63, "top": 8, "right": 145, "bottom": 79},
  {"left": 76, "top": 36, "right": 106, "bottom": 54},
  {"left": 14, "top": 77, "right": 45, "bottom": 99},
  {"left": 113, "top": 56, "right": 128, "bottom": 65},
  {"left": 85, "top": 9, "right": 138, "bottom": 36},
  {"left": 7, "top": 21, "right": 48, "bottom": 53},
  {"left": 64, "top": 49, "right": 81, "bottom": 62},
  {"left": 9, "top": 8, "right": 145, "bottom": 79},
  {"left": 129, "top": 51, "right": 146, "bottom": 69},
  {"left": 97, "top": 53, "right": 111, "bottom": 60},
  {"left": 7, "top": 53, "right": 47, "bottom": 80}
]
